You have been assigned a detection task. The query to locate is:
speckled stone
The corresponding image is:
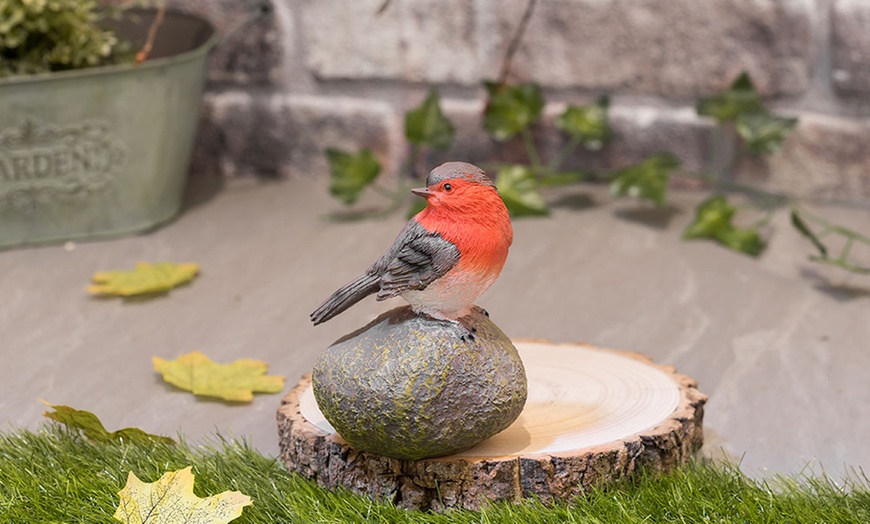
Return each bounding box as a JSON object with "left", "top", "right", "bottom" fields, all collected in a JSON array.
[{"left": 312, "top": 306, "right": 527, "bottom": 461}]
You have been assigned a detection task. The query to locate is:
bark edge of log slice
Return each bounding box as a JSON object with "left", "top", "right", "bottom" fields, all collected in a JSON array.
[{"left": 276, "top": 341, "right": 708, "bottom": 511}]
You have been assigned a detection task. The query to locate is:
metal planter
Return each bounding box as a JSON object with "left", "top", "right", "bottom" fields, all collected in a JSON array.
[{"left": 0, "top": 9, "right": 217, "bottom": 248}]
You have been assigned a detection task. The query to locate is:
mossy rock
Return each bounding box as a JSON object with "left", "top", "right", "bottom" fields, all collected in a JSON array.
[{"left": 312, "top": 306, "right": 527, "bottom": 460}]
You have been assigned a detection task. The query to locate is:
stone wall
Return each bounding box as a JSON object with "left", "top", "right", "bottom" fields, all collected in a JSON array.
[{"left": 170, "top": 0, "right": 870, "bottom": 202}]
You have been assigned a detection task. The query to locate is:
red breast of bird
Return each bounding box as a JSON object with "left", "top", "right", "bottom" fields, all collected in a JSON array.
[{"left": 407, "top": 176, "right": 513, "bottom": 319}]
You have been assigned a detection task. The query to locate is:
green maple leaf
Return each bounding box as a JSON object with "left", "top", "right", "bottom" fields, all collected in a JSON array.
[
  {"left": 495, "top": 165, "right": 549, "bottom": 217},
  {"left": 88, "top": 262, "right": 199, "bottom": 297},
  {"left": 325, "top": 148, "right": 381, "bottom": 205},
  {"left": 42, "top": 402, "right": 175, "bottom": 446},
  {"left": 153, "top": 351, "right": 285, "bottom": 402},
  {"left": 114, "top": 467, "right": 251, "bottom": 524},
  {"left": 405, "top": 88, "right": 455, "bottom": 152},
  {"left": 610, "top": 153, "right": 680, "bottom": 207},
  {"left": 683, "top": 195, "right": 765, "bottom": 257},
  {"left": 555, "top": 96, "right": 610, "bottom": 150},
  {"left": 483, "top": 82, "right": 544, "bottom": 141}
]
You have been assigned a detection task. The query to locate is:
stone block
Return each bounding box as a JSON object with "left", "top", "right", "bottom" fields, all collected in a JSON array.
[
  {"left": 831, "top": 0, "right": 870, "bottom": 96},
  {"left": 300, "top": 0, "right": 491, "bottom": 84},
  {"left": 495, "top": 0, "right": 815, "bottom": 98},
  {"left": 736, "top": 112, "right": 870, "bottom": 202},
  {"left": 607, "top": 104, "right": 714, "bottom": 174},
  {"left": 167, "top": 0, "right": 284, "bottom": 85},
  {"left": 192, "top": 92, "right": 397, "bottom": 179}
]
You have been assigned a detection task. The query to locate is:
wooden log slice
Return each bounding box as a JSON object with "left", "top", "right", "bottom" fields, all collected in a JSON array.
[{"left": 277, "top": 341, "right": 707, "bottom": 511}]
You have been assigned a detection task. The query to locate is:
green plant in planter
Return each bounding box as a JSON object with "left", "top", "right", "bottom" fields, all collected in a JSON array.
[{"left": 0, "top": 0, "right": 133, "bottom": 78}]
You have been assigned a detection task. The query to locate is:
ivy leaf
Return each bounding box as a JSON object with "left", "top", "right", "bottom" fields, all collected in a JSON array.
[
  {"left": 715, "top": 226, "right": 766, "bottom": 257},
  {"left": 697, "top": 72, "right": 764, "bottom": 122},
  {"left": 555, "top": 96, "right": 610, "bottom": 150},
  {"left": 683, "top": 195, "right": 766, "bottom": 257},
  {"left": 610, "top": 153, "right": 680, "bottom": 207},
  {"left": 790, "top": 210, "right": 828, "bottom": 258},
  {"left": 736, "top": 112, "right": 798, "bottom": 156},
  {"left": 42, "top": 402, "right": 175, "bottom": 446},
  {"left": 405, "top": 88, "right": 455, "bottom": 152},
  {"left": 325, "top": 148, "right": 381, "bottom": 205},
  {"left": 683, "top": 195, "right": 735, "bottom": 240},
  {"left": 114, "top": 467, "right": 251, "bottom": 524},
  {"left": 89, "top": 262, "right": 199, "bottom": 297},
  {"left": 789, "top": 210, "right": 870, "bottom": 274},
  {"left": 483, "top": 82, "right": 544, "bottom": 141},
  {"left": 495, "top": 165, "right": 549, "bottom": 217},
  {"left": 153, "top": 351, "right": 285, "bottom": 402}
]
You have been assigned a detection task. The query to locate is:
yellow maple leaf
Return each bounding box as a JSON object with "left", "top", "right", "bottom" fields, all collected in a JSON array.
[
  {"left": 114, "top": 466, "right": 251, "bottom": 524},
  {"left": 152, "top": 351, "right": 285, "bottom": 402},
  {"left": 89, "top": 262, "right": 199, "bottom": 297}
]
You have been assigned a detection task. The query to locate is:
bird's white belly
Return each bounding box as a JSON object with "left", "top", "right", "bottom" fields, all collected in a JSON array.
[{"left": 402, "top": 267, "right": 498, "bottom": 320}]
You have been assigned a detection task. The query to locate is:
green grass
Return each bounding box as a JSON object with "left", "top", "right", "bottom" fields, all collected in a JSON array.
[{"left": 1, "top": 424, "right": 868, "bottom": 523}]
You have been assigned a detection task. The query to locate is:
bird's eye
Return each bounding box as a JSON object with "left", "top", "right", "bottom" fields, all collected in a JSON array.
[{"left": 443, "top": 183, "right": 452, "bottom": 191}]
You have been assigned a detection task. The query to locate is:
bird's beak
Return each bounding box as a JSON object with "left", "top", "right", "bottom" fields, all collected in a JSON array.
[{"left": 410, "top": 187, "right": 432, "bottom": 198}]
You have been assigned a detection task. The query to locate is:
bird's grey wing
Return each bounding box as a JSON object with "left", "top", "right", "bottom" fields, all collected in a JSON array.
[{"left": 372, "top": 221, "right": 459, "bottom": 300}]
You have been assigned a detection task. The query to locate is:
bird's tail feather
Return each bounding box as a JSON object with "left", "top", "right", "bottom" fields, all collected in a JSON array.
[{"left": 310, "top": 274, "right": 380, "bottom": 325}]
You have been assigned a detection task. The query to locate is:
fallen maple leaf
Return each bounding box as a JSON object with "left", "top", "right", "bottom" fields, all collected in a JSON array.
[
  {"left": 89, "top": 262, "right": 199, "bottom": 297},
  {"left": 114, "top": 466, "right": 251, "bottom": 524},
  {"left": 42, "top": 402, "right": 175, "bottom": 446},
  {"left": 153, "top": 351, "right": 285, "bottom": 402}
]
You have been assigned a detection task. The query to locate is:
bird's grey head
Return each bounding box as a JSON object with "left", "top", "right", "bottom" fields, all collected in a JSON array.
[{"left": 426, "top": 162, "right": 495, "bottom": 189}]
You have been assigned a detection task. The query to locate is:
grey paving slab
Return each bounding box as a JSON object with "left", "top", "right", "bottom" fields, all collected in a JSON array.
[{"left": 1, "top": 177, "right": 868, "bottom": 479}]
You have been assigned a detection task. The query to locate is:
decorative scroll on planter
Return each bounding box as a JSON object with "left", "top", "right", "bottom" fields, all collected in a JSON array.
[
  {"left": 0, "top": 119, "right": 127, "bottom": 213},
  {"left": 277, "top": 341, "right": 707, "bottom": 511}
]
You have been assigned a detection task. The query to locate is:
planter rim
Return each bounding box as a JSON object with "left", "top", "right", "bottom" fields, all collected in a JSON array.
[{"left": 0, "top": 8, "right": 218, "bottom": 87}]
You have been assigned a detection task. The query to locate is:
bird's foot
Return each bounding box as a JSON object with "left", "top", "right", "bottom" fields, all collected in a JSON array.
[
  {"left": 420, "top": 313, "right": 477, "bottom": 342},
  {"left": 472, "top": 305, "right": 490, "bottom": 318},
  {"left": 455, "top": 319, "right": 477, "bottom": 342}
]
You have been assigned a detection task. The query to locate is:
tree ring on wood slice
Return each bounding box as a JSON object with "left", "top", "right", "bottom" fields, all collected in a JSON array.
[{"left": 277, "top": 341, "right": 708, "bottom": 511}]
